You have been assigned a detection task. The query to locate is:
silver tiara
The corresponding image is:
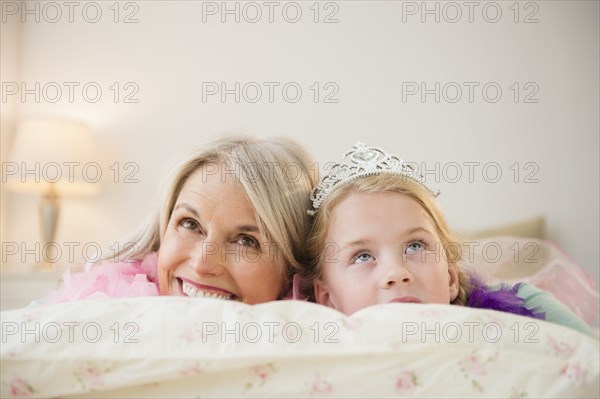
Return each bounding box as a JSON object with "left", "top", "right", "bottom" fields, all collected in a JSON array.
[{"left": 308, "top": 142, "right": 440, "bottom": 215}]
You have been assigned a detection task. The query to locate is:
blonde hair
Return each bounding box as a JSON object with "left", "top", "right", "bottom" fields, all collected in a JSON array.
[
  {"left": 112, "top": 135, "right": 317, "bottom": 293},
  {"left": 304, "top": 173, "right": 471, "bottom": 304}
]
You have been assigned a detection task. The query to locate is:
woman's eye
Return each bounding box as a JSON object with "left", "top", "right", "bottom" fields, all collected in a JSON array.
[
  {"left": 352, "top": 252, "right": 374, "bottom": 264},
  {"left": 238, "top": 235, "right": 260, "bottom": 249},
  {"left": 406, "top": 241, "right": 425, "bottom": 255},
  {"left": 179, "top": 218, "right": 199, "bottom": 232}
]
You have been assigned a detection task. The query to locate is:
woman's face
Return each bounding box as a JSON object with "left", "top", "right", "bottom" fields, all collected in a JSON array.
[{"left": 158, "top": 164, "right": 284, "bottom": 304}]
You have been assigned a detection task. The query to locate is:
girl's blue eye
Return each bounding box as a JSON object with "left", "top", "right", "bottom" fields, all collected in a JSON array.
[
  {"left": 238, "top": 235, "right": 260, "bottom": 249},
  {"left": 352, "top": 253, "right": 374, "bottom": 264},
  {"left": 406, "top": 241, "right": 425, "bottom": 255}
]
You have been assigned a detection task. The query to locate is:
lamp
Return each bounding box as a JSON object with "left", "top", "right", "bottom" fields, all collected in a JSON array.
[{"left": 6, "top": 119, "right": 99, "bottom": 267}]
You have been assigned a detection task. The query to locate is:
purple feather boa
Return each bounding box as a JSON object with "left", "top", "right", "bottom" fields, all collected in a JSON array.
[{"left": 466, "top": 275, "right": 545, "bottom": 320}]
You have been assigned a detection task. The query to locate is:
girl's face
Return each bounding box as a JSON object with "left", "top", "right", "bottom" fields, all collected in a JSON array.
[
  {"left": 158, "top": 165, "right": 283, "bottom": 304},
  {"left": 314, "top": 191, "right": 459, "bottom": 315}
]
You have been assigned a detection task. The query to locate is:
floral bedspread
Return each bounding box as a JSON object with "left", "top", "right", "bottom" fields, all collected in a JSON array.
[{"left": 1, "top": 297, "right": 598, "bottom": 398}]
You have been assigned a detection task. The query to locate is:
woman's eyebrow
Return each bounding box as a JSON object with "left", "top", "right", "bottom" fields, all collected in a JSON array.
[
  {"left": 175, "top": 203, "right": 259, "bottom": 233},
  {"left": 173, "top": 203, "right": 200, "bottom": 218},
  {"left": 237, "top": 225, "right": 260, "bottom": 233}
]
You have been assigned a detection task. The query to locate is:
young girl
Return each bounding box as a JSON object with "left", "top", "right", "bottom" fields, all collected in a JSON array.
[
  {"left": 303, "top": 142, "right": 595, "bottom": 336},
  {"left": 40, "top": 135, "right": 316, "bottom": 305}
]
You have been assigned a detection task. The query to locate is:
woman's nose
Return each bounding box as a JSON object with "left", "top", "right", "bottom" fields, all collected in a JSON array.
[{"left": 190, "top": 241, "right": 226, "bottom": 276}]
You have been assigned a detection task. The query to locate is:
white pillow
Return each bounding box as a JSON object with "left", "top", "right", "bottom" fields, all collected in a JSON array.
[{"left": 2, "top": 297, "right": 598, "bottom": 398}]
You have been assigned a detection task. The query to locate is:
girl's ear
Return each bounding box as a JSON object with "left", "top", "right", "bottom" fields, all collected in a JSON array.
[
  {"left": 448, "top": 263, "right": 460, "bottom": 302},
  {"left": 314, "top": 280, "right": 336, "bottom": 309}
]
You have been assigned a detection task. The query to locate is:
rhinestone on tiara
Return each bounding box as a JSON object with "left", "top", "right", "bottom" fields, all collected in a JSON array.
[{"left": 307, "top": 142, "right": 440, "bottom": 215}]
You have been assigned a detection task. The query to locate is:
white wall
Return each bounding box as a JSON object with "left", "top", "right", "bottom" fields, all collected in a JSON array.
[
  {"left": 1, "top": 1, "right": 598, "bottom": 285},
  {"left": 1, "top": 1, "right": 21, "bottom": 253}
]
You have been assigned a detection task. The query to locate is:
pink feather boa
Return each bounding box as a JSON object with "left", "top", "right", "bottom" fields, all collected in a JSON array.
[{"left": 41, "top": 253, "right": 160, "bottom": 305}]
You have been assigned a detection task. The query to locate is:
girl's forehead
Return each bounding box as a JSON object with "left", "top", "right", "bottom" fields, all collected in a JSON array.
[
  {"left": 337, "top": 190, "right": 418, "bottom": 208},
  {"left": 329, "top": 191, "right": 437, "bottom": 230}
]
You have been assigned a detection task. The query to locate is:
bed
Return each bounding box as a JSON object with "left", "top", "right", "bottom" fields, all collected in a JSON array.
[{"left": 1, "top": 236, "right": 599, "bottom": 398}]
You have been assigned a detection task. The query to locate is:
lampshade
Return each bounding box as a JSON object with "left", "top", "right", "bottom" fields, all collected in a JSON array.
[
  {"left": 5, "top": 119, "right": 100, "bottom": 267},
  {"left": 5, "top": 119, "right": 100, "bottom": 197}
]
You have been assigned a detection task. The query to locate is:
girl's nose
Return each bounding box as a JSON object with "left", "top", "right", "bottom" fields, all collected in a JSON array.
[{"left": 381, "top": 258, "right": 413, "bottom": 288}]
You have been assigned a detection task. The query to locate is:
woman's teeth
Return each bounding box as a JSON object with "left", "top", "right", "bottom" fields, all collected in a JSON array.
[{"left": 182, "top": 281, "right": 233, "bottom": 300}]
